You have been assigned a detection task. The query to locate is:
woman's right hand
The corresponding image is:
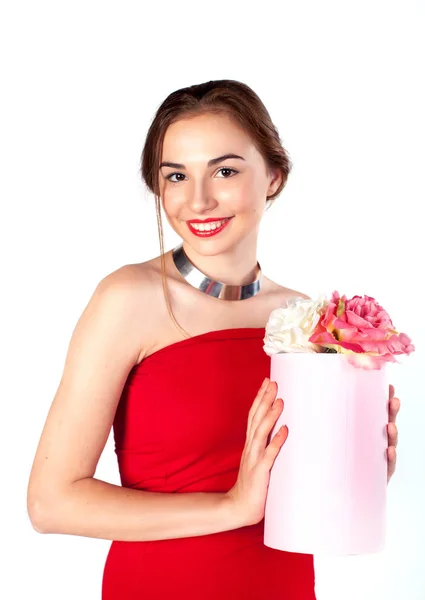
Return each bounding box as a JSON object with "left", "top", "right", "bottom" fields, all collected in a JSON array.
[{"left": 225, "top": 377, "right": 288, "bottom": 528}]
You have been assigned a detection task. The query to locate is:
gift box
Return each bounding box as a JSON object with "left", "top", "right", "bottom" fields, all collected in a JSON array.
[{"left": 263, "top": 352, "right": 389, "bottom": 555}]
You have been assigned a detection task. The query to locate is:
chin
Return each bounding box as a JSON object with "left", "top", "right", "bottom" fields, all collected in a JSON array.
[{"left": 183, "top": 236, "right": 250, "bottom": 258}]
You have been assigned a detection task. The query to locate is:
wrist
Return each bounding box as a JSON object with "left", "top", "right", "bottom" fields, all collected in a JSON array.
[{"left": 221, "top": 491, "right": 247, "bottom": 530}]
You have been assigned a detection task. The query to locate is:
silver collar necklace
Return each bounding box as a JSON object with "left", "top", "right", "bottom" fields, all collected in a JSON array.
[{"left": 172, "top": 242, "right": 263, "bottom": 301}]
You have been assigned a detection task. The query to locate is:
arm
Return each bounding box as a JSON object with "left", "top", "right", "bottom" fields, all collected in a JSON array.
[
  {"left": 27, "top": 266, "right": 241, "bottom": 542},
  {"left": 35, "top": 477, "right": 236, "bottom": 541}
]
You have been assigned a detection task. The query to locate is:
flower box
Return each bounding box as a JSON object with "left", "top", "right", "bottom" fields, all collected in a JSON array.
[
  {"left": 264, "top": 352, "right": 388, "bottom": 555},
  {"left": 262, "top": 291, "right": 414, "bottom": 555}
]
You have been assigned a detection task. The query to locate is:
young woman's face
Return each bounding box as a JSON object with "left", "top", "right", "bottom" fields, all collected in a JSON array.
[{"left": 158, "top": 112, "right": 281, "bottom": 256}]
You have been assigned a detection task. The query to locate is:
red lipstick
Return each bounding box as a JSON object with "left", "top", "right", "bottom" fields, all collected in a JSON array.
[
  {"left": 186, "top": 217, "right": 233, "bottom": 237},
  {"left": 187, "top": 217, "right": 233, "bottom": 223}
]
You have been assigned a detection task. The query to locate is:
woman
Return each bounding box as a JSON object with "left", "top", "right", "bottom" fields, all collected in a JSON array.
[{"left": 27, "top": 79, "right": 400, "bottom": 599}]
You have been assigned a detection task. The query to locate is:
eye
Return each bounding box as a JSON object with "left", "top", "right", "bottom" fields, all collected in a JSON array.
[
  {"left": 216, "top": 167, "right": 238, "bottom": 178},
  {"left": 165, "top": 167, "right": 238, "bottom": 183},
  {"left": 165, "top": 172, "right": 186, "bottom": 183}
]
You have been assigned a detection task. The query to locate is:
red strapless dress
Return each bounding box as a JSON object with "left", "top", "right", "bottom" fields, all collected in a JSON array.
[{"left": 102, "top": 327, "right": 316, "bottom": 599}]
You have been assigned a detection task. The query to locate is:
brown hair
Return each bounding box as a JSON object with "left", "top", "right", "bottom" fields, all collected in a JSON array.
[{"left": 139, "top": 79, "right": 293, "bottom": 339}]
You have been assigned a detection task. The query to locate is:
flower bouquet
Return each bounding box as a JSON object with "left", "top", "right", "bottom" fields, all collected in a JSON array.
[{"left": 263, "top": 291, "right": 414, "bottom": 555}]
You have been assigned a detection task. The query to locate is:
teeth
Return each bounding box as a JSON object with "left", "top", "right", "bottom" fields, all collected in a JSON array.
[{"left": 190, "top": 219, "right": 227, "bottom": 232}]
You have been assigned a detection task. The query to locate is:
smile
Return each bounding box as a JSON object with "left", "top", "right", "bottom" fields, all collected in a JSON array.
[{"left": 187, "top": 217, "right": 233, "bottom": 237}]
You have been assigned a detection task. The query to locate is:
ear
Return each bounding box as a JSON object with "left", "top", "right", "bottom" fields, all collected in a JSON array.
[{"left": 267, "top": 168, "right": 283, "bottom": 197}]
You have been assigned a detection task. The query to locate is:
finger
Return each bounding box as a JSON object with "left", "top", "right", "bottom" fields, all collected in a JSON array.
[
  {"left": 387, "top": 446, "right": 397, "bottom": 482},
  {"left": 389, "top": 384, "right": 395, "bottom": 401},
  {"left": 387, "top": 422, "right": 398, "bottom": 448},
  {"left": 389, "top": 396, "right": 401, "bottom": 423},
  {"left": 246, "top": 377, "right": 271, "bottom": 437},
  {"left": 263, "top": 425, "right": 289, "bottom": 469},
  {"left": 250, "top": 396, "right": 284, "bottom": 457},
  {"left": 248, "top": 380, "right": 277, "bottom": 442}
]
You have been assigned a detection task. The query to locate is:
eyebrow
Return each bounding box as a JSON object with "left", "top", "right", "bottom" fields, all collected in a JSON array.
[{"left": 159, "top": 153, "right": 246, "bottom": 170}]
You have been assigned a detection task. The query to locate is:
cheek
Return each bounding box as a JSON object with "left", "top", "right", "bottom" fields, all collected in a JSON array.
[
  {"left": 239, "top": 170, "right": 266, "bottom": 207},
  {"left": 161, "top": 188, "right": 186, "bottom": 218},
  {"left": 217, "top": 176, "right": 259, "bottom": 212}
]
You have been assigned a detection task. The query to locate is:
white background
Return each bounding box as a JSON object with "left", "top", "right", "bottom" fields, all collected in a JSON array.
[{"left": 2, "top": 1, "right": 424, "bottom": 598}]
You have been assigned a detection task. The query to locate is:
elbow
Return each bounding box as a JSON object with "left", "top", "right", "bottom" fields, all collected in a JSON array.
[
  {"left": 27, "top": 490, "right": 59, "bottom": 534},
  {"left": 27, "top": 497, "right": 49, "bottom": 533}
]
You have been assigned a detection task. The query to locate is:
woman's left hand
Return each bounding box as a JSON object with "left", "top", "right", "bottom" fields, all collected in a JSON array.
[{"left": 387, "top": 384, "right": 400, "bottom": 484}]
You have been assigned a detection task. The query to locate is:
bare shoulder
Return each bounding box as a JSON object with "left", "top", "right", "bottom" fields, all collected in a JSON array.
[
  {"left": 263, "top": 275, "right": 311, "bottom": 302},
  {"left": 102, "top": 259, "right": 169, "bottom": 358},
  {"left": 60, "top": 258, "right": 161, "bottom": 399},
  {"left": 97, "top": 259, "right": 165, "bottom": 315},
  {"left": 101, "top": 260, "right": 157, "bottom": 290}
]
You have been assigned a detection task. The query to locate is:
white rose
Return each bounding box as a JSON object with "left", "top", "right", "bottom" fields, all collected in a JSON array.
[{"left": 263, "top": 294, "right": 329, "bottom": 356}]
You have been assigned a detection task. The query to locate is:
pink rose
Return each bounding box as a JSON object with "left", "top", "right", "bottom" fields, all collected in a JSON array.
[{"left": 309, "top": 291, "right": 415, "bottom": 369}]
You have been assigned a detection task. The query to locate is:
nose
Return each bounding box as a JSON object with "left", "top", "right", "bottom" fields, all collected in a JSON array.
[{"left": 187, "top": 180, "right": 218, "bottom": 214}]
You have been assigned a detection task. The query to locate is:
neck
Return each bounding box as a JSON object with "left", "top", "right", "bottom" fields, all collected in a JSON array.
[{"left": 181, "top": 240, "right": 260, "bottom": 286}]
